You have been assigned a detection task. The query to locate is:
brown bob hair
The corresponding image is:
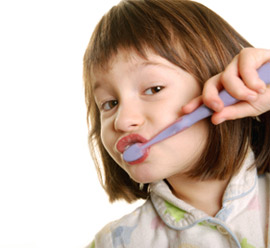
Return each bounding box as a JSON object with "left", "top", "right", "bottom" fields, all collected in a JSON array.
[{"left": 83, "top": 0, "right": 270, "bottom": 203}]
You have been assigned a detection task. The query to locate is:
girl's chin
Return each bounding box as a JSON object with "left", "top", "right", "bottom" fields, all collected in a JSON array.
[{"left": 126, "top": 165, "right": 165, "bottom": 184}]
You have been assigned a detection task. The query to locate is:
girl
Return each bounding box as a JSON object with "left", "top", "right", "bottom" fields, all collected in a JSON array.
[{"left": 83, "top": 0, "right": 270, "bottom": 247}]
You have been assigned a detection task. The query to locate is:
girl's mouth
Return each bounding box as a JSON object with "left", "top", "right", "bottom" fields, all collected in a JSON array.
[{"left": 116, "top": 134, "right": 149, "bottom": 164}]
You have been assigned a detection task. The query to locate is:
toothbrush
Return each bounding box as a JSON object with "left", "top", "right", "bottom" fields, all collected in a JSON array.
[{"left": 123, "top": 62, "right": 270, "bottom": 163}]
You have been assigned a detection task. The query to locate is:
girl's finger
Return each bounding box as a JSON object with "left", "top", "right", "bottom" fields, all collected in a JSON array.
[
  {"left": 211, "top": 86, "right": 270, "bottom": 124},
  {"left": 218, "top": 55, "right": 259, "bottom": 102},
  {"left": 202, "top": 73, "right": 224, "bottom": 112},
  {"left": 182, "top": 96, "right": 202, "bottom": 114},
  {"left": 211, "top": 102, "right": 256, "bottom": 125},
  {"left": 238, "top": 48, "right": 270, "bottom": 93}
]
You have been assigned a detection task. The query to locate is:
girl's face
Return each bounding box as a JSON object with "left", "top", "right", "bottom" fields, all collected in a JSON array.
[{"left": 93, "top": 50, "right": 209, "bottom": 183}]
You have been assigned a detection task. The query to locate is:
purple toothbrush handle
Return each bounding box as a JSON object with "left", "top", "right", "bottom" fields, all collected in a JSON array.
[
  {"left": 123, "top": 62, "right": 270, "bottom": 162},
  {"left": 141, "top": 62, "right": 270, "bottom": 149},
  {"left": 178, "top": 62, "right": 270, "bottom": 126}
]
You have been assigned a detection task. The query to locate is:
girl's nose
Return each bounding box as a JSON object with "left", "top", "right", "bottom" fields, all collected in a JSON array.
[{"left": 114, "top": 103, "right": 145, "bottom": 132}]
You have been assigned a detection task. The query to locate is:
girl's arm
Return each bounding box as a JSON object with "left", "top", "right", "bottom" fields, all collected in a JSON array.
[{"left": 183, "top": 48, "right": 270, "bottom": 125}]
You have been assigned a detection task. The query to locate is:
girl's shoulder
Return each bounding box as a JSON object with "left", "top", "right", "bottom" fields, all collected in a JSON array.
[{"left": 91, "top": 198, "right": 155, "bottom": 248}]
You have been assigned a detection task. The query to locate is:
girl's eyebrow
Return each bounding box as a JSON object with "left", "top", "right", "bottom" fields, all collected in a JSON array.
[
  {"left": 93, "top": 79, "right": 114, "bottom": 92},
  {"left": 140, "top": 60, "right": 165, "bottom": 68},
  {"left": 93, "top": 81, "right": 102, "bottom": 91},
  {"left": 92, "top": 79, "right": 109, "bottom": 91},
  {"left": 140, "top": 60, "right": 178, "bottom": 72}
]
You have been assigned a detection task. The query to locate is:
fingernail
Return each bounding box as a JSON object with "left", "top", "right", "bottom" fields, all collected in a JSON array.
[
  {"left": 258, "top": 88, "right": 266, "bottom": 94},
  {"left": 211, "top": 102, "right": 220, "bottom": 111},
  {"left": 216, "top": 118, "right": 225, "bottom": 125}
]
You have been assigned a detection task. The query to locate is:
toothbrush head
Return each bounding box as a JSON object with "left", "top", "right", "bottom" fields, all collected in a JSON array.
[{"left": 123, "top": 143, "right": 146, "bottom": 163}]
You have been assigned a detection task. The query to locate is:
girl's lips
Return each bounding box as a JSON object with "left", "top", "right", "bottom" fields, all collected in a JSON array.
[{"left": 116, "top": 134, "right": 148, "bottom": 154}]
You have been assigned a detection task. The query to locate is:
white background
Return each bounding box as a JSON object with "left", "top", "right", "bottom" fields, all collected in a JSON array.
[{"left": 0, "top": 0, "right": 269, "bottom": 247}]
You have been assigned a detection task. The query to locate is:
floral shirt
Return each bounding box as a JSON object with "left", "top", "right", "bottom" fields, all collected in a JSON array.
[{"left": 88, "top": 152, "right": 270, "bottom": 248}]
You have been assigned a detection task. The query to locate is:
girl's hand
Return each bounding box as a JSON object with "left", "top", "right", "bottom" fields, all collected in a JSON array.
[{"left": 182, "top": 48, "right": 270, "bottom": 125}]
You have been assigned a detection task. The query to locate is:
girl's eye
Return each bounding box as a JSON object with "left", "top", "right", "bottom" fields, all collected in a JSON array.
[
  {"left": 144, "top": 86, "right": 164, "bottom": 95},
  {"left": 102, "top": 100, "right": 118, "bottom": 111}
]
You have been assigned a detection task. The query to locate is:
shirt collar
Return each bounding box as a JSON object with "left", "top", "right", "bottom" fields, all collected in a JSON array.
[{"left": 149, "top": 151, "right": 257, "bottom": 230}]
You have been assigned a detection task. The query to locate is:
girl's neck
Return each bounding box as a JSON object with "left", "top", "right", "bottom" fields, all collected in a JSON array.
[{"left": 166, "top": 175, "right": 230, "bottom": 217}]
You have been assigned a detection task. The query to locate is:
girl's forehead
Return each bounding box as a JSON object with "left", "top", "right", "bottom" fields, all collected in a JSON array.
[
  {"left": 108, "top": 49, "right": 150, "bottom": 68},
  {"left": 92, "top": 50, "right": 133, "bottom": 73},
  {"left": 93, "top": 48, "right": 180, "bottom": 77},
  {"left": 92, "top": 49, "right": 152, "bottom": 78},
  {"left": 91, "top": 50, "right": 138, "bottom": 88}
]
